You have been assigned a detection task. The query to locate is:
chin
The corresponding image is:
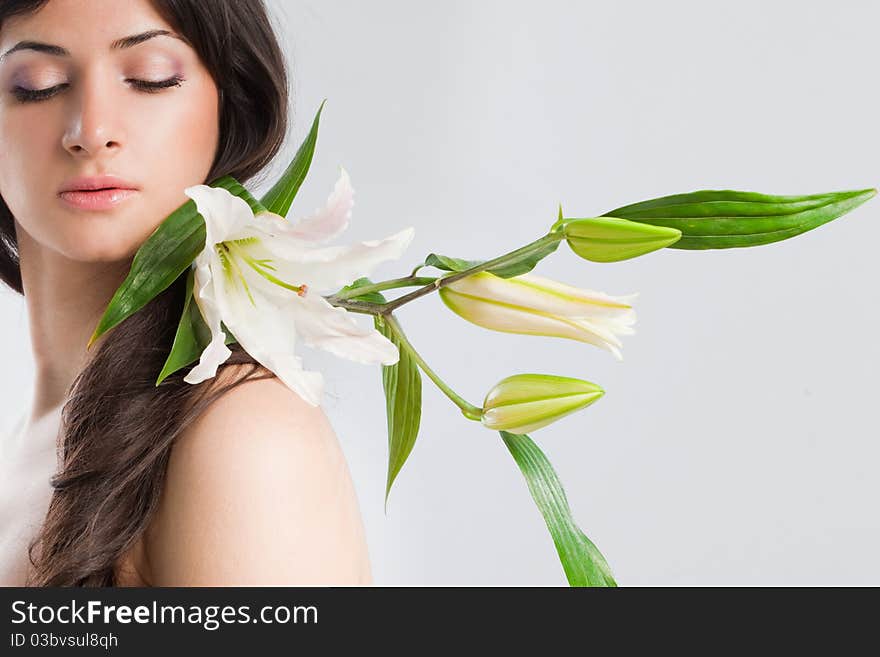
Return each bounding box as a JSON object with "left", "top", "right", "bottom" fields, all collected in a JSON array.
[{"left": 54, "top": 232, "right": 143, "bottom": 264}]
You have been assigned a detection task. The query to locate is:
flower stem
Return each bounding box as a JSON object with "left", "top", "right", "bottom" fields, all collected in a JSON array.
[
  {"left": 383, "top": 313, "right": 483, "bottom": 421},
  {"left": 322, "top": 231, "right": 564, "bottom": 316},
  {"left": 331, "top": 276, "right": 439, "bottom": 301},
  {"left": 321, "top": 298, "right": 386, "bottom": 316},
  {"left": 378, "top": 231, "right": 565, "bottom": 315}
]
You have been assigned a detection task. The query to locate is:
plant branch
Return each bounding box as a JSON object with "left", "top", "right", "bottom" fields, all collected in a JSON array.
[
  {"left": 322, "top": 231, "right": 564, "bottom": 319},
  {"left": 330, "top": 275, "right": 439, "bottom": 301},
  {"left": 379, "top": 232, "right": 564, "bottom": 315}
]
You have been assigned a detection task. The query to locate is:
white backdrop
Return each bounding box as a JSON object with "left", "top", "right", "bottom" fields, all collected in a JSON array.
[{"left": 2, "top": 0, "right": 878, "bottom": 585}]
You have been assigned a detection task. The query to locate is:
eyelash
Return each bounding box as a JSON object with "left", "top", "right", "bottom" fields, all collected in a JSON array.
[{"left": 10, "top": 74, "right": 186, "bottom": 103}]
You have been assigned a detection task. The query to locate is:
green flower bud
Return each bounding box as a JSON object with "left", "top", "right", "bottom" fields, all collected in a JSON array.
[
  {"left": 561, "top": 216, "right": 682, "bottom": 263},
  {"left": 481, "top": 373, "right": 605, "bottom": 434}
]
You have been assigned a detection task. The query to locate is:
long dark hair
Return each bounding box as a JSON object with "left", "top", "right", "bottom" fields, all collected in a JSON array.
[{"left": 0, "top": 0, "right": 291, "bottom": 585}]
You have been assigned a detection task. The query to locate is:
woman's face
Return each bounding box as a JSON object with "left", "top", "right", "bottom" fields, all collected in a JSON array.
[{"left": 0, "top": 0, "right": 220, "bottom": 263}]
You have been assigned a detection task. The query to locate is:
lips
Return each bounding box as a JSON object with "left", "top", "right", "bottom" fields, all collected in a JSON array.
[
  {"left": 59, "top": 174, "right": 139, "bottom": 193},
  {"left": 58, "top": 174, "right": 140, "bottom": 211},
  {"left": 58, "top": 188, "right": 139, "bottom": 211}
]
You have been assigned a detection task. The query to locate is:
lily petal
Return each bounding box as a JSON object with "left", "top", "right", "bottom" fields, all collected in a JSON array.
[
  {"left": 257, "top": 225, "right": 416, "bottom": 295},
  {"left": 184, "top": 254, "right": 233, "bottom": 384},
  {"left": 184, "top": 184, "right": 255, "bottom": 245},
  {"left": 279, "top": 166, "right": 355, "bottom": 244},
  {"left": 212, "top": 263, "right": 326, "bottom": 406},
  {"left": 291, "top": 292, "right": 401, "bottom": 365}
]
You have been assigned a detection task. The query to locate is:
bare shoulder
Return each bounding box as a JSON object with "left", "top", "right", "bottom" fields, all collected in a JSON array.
[{"left": 144, "top": 364, "right": 373, "bottom": 586}]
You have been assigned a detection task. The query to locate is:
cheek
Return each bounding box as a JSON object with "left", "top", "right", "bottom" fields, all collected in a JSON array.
[
  {"left": 0, "top": 113, "right": 61, "bottom": 241},
  {"left": 140, "top": 79, "right": 220, "bottom": 216}
]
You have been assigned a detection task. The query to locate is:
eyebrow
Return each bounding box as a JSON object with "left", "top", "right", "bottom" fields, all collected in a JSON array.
[{"left": 0, "top": 29, "right": 186, "bottom": 62}]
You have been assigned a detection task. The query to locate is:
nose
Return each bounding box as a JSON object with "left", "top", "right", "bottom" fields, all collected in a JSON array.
[{"left": 61, "top": 70, "right": 126, "bottom": 157}]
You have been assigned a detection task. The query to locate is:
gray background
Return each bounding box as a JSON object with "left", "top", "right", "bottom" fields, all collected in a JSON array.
[{"left": 2, "top": 0, "right": 878, "bottom": 585}]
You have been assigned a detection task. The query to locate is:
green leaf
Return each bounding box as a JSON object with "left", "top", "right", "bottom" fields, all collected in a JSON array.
[
  {"left": 549, "top": 202, "right": 565, "bottom": 233},
  {"left": 89, "top": 177, "right": 259, "bottom": 348},
  {"left": 423, "top": 253, "right": 484, "bottom": 273},
  {"left": 603, "top": 188, "right": 877, "bottom": 249},
  {"left": 210, "top": 175, "right": 268, "bottom": 214},
  {"left": 337, "top": 278, "right": 423, "bottom": 503},
  {"left": 88, "top": 201, "right": 205, "bottom": 348},
  {"left": 416, "top": 237, "right": 561, "bottom": 280},
  {"left": 155, "top": 268, "right": 237, "bottom": 385},
  {"left": 375, "top": 313, "right": 423, "bottom": 514},
  {"left": 499, "top": 430, "right": 616, "bottom": 587},
  {"left": 337, "top": 276, "right": 388, "bottom": 305},
  {"left": 259, "top": 99, "right": 327, "bottom": 218}
]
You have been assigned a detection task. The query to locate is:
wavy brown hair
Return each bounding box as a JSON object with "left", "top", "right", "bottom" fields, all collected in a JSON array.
[{"left": 0, "top": 0, "right": 291, "bottom": 585}]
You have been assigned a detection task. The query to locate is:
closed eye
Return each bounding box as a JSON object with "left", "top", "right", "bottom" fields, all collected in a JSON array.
[{"left": 11, "top": 74, "right": 186, "bottom": 103}]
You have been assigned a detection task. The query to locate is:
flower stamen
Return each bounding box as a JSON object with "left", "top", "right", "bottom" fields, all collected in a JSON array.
[
  {"left": 218, "top": 243, "right": 257, "bottom": 306},
  {"left": 226, "top": 240, "right": 308, "bottom": 298}
]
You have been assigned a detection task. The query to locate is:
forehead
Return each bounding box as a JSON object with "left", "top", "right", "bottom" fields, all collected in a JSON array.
[{"left": 0, "top": 0, "right": 182, "bottom": 57}]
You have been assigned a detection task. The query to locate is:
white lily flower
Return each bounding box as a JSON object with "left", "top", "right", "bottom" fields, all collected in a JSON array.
[{"left": 181, "top": 167, "right": 415, "bottom": 407}]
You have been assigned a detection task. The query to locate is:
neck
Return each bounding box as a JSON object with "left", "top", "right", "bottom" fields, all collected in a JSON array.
[{"left": 15, "top": 221, "right": 130, "bottom": 424}]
